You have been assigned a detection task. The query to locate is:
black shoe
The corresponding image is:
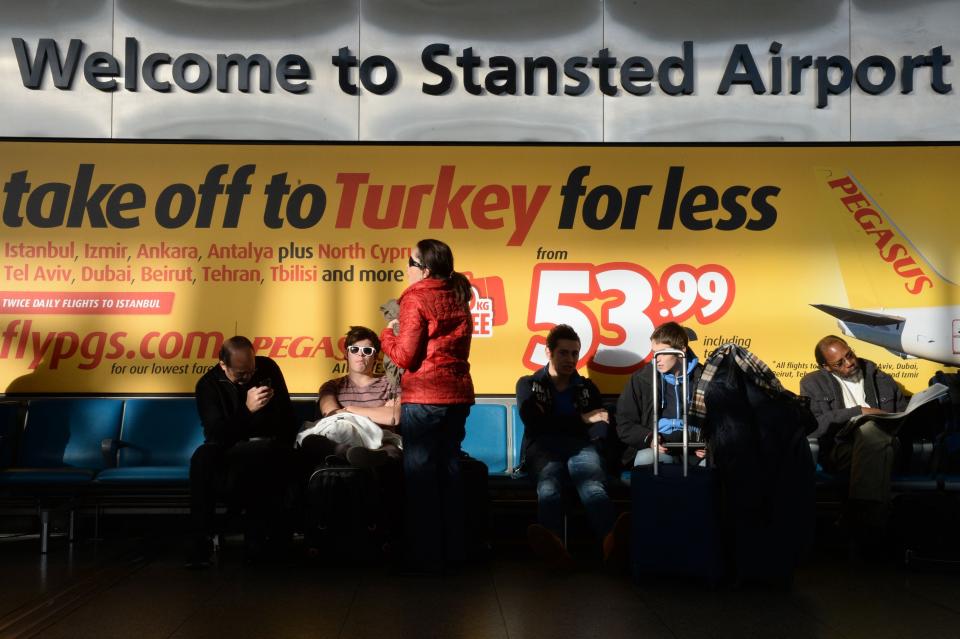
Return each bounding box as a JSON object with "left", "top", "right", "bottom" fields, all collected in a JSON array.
[
  {"left": 347, "top": 446, "right": 390, "bottom": 468},
  {"left": 185, "top": 535, "right": 213, "bottom": 570}
]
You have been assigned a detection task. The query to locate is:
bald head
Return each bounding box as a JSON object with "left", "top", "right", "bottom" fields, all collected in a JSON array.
[{"left": 814, "top": 335, "right": 848, "bottom": 367}]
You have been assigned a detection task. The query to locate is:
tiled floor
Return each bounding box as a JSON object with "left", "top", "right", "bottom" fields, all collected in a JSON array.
[{"left": 1, "top": 530, "right": 959, "bottom": 639}]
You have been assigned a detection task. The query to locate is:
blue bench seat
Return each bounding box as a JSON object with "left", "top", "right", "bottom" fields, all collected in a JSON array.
[
  {"left": 95, "top": 398, "right": 203, "bottom": 486},
  {"left": 0, "top": 399, "right": 123, "bottom": 487}
]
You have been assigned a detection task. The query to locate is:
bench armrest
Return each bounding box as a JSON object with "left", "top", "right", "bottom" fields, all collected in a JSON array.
[{"left": 100, "top": 438, "right": 131, "bottom": 467}]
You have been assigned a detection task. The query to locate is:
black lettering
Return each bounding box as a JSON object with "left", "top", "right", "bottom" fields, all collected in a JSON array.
[
  {"left": 155, "top": 184, "right": 196, "bottom": 228},
  {"left": 83, "top": 51, "right": 120, "bottom": 91},
  {"left": 12, "top": 38, "right": 84, "bottom": 89},
  {"left": 930, "top": 45, "right": 952, "bottom": 93},
  {"left": 814, "top": 55, "right": 852, "bottom": 108},
  {"left": 621, "top": 56, "right": 653, "bottom": 96},
  {"left": 658, "top": 41, "right": 694, "bottom": 95},
  {"left": 559, "top": 166, "right": 590, "bottom": 229},
  {"left": 620, "top": 185, "right": 652, "bottom": 229},
  {"left": 855, "top": 55, "right": 895, "bottom": 95},
  {"left": 66, "top": 164, "right": 111, "bottom": 228},
  {"left": 332, "top": 46, "right": 359, "bottom": 95},
  {"left": 747, "top": 186, "right": 780, "bottom": 231},
  {"left": 124, "top": 37, "right": 139, "bottom": 91},
  {"left": 173, "top": 53, "right": 212, "bottom": 92},
  {"left": 583, "top": 185, "right": 622, "bottom": 230},
  {"left": 900, "top": 54, "right": 927, "bottom": 93},
  {"left": 359, "top": 55, "right": 398, "bottom": 95},
  {"left": 457, "top": 47, "right": 483, "bottom": 96},
  {"left": 3, "top": 171, "right": 30, "bottom": 227},
  {"left": 718, "top": 43, "right": 765, "bottom": 94},
  {"left": 286, "top": 184, "right": 326, "bottom": 229},
  {"left": 715, "top": 186, "right": 750, "bottom": 231},
  {"left": 523, "top": 56, "right": 558, "bottom": 95},
  {"left": 216, "top": 53, "right": 271, "bottom": 93},
  {"left": 486, "top": 56, "right": 517, "bottom": 95},
  {"left": 563, "top": 56, "right": 589, "bottom": 95},
  {"left": 105, "top": 184, "right": 145, "bottom": 228},
  {"left": 769, "top": 41, "right": 783, "bottom": 94},
  {"left": 422, "top": 43, "right": 453, "bottom": 95},
  {"left": 790, "top": 55, "right": 813, "bottom": 94},
  {"left": 658, "top": 166, "right": 684, "bottom": 230},
  {"left": 26, "top": 182, "right": 69, "bottom": 228},
  {"left": 143, "top": 53, "right": 172, "bottom": 92},
  {"left": 277, "top": 54, "right": 311, "bottom": 93},
  {"left": 592, "top": 48, "right": 618, "bottom": 96},
  {"left": 679, "top": 185, "right": 717, "bottom": 231},
  {"left": 263, "top": 173, "right": 290, "bottom": 229}
]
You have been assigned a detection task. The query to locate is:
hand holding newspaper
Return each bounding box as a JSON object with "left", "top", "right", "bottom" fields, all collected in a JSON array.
[{"left": 847, "top": 382, "right": 949, "bottom": 429}]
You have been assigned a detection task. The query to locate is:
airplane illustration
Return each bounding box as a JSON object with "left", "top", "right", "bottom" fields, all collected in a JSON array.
[{"left": 812, "top": 170, "right": 960, "bottom": 367}]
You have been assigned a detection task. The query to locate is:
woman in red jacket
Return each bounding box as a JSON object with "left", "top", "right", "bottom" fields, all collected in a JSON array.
[{"left": 381, "top": 238, "right": 475, "bottom": 573}]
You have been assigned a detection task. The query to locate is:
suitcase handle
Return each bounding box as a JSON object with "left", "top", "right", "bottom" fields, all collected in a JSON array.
[{"left": 651, "top": 348, "right": 696, "bottom": 478}]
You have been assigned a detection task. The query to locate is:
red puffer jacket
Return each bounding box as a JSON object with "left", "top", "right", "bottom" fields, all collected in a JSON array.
[{"left": 380, "top": 277, "right": 475, "bottom": 405}]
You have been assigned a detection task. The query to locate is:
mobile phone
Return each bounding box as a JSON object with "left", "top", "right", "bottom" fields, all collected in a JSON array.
[{"left": 260, "top": 377, "right": 272, "bottom": 389}]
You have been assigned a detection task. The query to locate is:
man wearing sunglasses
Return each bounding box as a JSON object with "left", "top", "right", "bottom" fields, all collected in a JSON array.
[
  {"left": 188, "top": 335, "right": 297, "bottom": 568},
  {"left": 305, "top": 325, "right": 401, "bottom": 466},
  {"left": 800, "top": 335, "right": 907, "bottom": 544}
]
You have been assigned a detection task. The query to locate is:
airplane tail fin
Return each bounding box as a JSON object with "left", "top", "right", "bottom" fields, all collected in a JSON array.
[{"left": 815, "top": 168, "right": 957, "bottom": 310}]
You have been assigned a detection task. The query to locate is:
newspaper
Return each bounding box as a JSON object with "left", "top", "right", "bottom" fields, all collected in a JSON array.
[{"left": 842, "top": 383, "right": 949, "bottom": 433}]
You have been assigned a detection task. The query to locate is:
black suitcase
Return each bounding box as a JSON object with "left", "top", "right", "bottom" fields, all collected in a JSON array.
[
  {"left": 631, "top": 463, "right": 723, "bottom": 583},
  {"left": 305, "top": 463, "right": 378, "bottom": 551},
  {"left": 459, "top": 452, "right": 491, "bottom": 558},
  {"left": 630, "top": 348, "right": 724, "bottom": 584}
]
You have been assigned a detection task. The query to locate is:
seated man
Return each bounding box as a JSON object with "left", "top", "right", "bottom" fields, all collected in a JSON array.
[
  {"left": 516, "top": 324, "right": 626, "bottom": 567},
  {"left": 799, "top": 335, "right": 907, "bottom": 534},
  {"left": 188, "top": 335, "right": 297, "bottom": 567},
  {"left": 616, "top": 321, "right": 706, "bottom": 468},
  {"left": 298, "top": 326, "right": 402, "bottom": 468}
]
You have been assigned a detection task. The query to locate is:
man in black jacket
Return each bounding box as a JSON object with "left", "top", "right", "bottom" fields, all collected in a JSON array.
[
  {"left": 799, "top": 335, "right": 907, "bottom": 532},
  {"left": 516, "top": 324, "right": 625, "bottom": 567},
  {"left": 188, "top": 335, "right": 297, "bottom": 567}
]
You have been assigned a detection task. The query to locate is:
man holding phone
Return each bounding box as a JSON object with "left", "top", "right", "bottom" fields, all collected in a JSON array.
[{"left": 188, "top": 335, "right": 297, "bottom": 567}]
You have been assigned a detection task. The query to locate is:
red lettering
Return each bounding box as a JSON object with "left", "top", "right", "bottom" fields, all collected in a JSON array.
[{"left": 827, "top": 176, "right": 859, "bottom": 194}]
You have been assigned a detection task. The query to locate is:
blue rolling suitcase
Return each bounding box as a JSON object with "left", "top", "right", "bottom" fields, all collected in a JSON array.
[{"left": 630, "top": 348, "right": 724, "bottom": 584}]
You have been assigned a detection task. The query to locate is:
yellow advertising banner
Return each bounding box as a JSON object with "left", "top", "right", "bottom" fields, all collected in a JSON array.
[{"left": 0, "top": 142, "right": 957, "bottom": 395}]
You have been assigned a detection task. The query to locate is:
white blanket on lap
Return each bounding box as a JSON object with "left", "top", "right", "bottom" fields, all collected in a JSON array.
[{"left": 296, "top": 413, "right": 402, "bottom": 450}]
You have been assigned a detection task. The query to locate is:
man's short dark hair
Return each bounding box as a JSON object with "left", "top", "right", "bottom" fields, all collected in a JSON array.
[
  {"left": 546, "top": 324, "right": 580, "bottom": 351},
  {"left": 345, "top": 325, "right": 380, "bottom": 351},
  {"left": 650, "top": 322, "right": 688, "bottom": 351},
  {"left": 814, "top": 335, "right": 848, "bottom": 367},
  {"left": 219, "top": 335, "right": 253, "bottom": 366}
]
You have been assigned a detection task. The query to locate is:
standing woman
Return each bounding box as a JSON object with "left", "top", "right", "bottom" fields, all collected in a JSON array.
[{"left": 380, "top": 238, "right": 475, "bottom": 573}]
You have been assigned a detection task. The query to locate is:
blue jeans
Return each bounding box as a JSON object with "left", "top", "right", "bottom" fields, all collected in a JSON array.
[
  {"left": 535, "top": 444, "right": 614, "bottom": 541},
  {"left": 400, "top": 403, "right": 470, "bottom": 571}
]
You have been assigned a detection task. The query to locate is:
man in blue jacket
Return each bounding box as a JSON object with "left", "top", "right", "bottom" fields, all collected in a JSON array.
[{"left": 616, "top": 321, "right": 705, "bottom": 468}]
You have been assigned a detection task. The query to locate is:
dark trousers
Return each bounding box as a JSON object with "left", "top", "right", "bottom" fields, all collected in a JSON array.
[
  {"left": 400, "top": 403, "right": 470, "bottom": 571},
  {"left": 189, "top": 440, "right": 291, "bottom": 538}
]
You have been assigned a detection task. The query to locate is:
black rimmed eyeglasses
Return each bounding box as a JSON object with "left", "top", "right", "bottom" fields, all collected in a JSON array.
[{"left": 408, "top": 255, "right": 424, "bottom": 269}]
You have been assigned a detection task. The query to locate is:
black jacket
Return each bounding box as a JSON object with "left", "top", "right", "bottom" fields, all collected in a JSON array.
[
  {"left": 615, "top": 356, "right": 704, "bottom": 467},
  {"left": 515, "top": 366, "right": 606, "bottom": 473},
  {"left": 799, "top": 358, "right": 907, "bottom": 455},
  {"left": 195, "top": 356, "right": 297, "bottom": 448}
]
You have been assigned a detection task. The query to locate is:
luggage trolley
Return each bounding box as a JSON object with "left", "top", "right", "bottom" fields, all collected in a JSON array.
[{"left": 650, "top": 348, "right": 704, "bottom": 476}]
